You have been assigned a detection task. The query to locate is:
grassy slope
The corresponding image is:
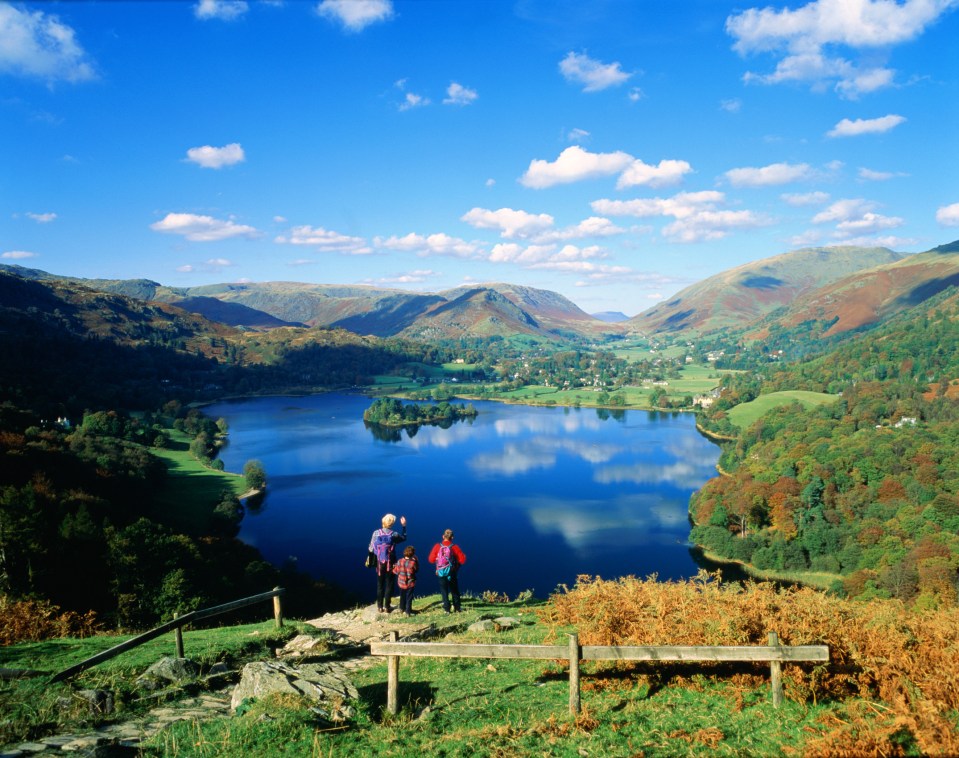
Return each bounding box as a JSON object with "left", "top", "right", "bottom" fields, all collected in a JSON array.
[
  {"left": 150, "top": 430, "right": 247, "bottom": 533},
  {"left": 727, "top": 390, "right": 838, "bottom": 430}
]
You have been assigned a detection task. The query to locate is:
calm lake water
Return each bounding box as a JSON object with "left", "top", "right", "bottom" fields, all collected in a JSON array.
[{"left": 204, "top": 393, "right": 723, "bottom": 602}]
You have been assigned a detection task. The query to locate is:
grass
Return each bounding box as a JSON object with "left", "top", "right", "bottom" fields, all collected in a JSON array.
[
  {"left": 150, "top": 430, "right": 247, "bottom": 533},
  {"left": 137, "top": 594, "right": 848, "bottom": 757},
  {"left": 727, "top": 390, "right": 839, "bottom": 430},
  {"left": 0, "top": 619, "right": 303, "bottom": 748},
  {"left": 2, "top": 592, "right": 915, "bottom": 756}
]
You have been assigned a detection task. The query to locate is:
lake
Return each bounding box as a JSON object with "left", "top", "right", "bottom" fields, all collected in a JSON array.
[{"left": 204, "top": 393, "right": 723, "bottom": 602}]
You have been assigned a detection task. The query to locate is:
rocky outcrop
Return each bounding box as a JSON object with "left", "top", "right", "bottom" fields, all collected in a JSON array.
[{"left": 230, "top": 661, "right": 358, "bottom": 724}]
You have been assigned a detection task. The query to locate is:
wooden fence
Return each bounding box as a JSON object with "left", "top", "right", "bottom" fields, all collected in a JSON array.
[
  {"left": 50, "top": 587, "right": 285, "bottom": 683},
  {"left": 371, "top": 631, "right": 829, "bottom": 715}
]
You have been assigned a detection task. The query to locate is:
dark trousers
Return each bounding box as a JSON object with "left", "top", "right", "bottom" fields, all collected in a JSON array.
[
  {"left": 398, "top": 586, "right": 415, "bottom": 614},
  {"left": 376, "top": 568, "right": 395, "bottom": 610},
  {"left": 438, "top": 572, "right": 460, "bottom": 612}
]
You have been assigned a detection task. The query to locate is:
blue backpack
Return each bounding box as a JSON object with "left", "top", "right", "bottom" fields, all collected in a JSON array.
[{"left": 373, "top": 529, "right": 393, "bottom": 564}]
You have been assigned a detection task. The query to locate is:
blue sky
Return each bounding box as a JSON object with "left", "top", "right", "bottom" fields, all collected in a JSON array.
[{"left": 2, "top": 0, "right": 958, "bottom": 316}]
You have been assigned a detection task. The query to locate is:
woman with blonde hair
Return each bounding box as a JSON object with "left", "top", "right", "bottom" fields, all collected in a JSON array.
[{"left": 369, "top": 513, "right": 407, "bottom": 613}]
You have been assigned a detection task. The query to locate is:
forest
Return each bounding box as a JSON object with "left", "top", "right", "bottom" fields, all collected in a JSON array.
[{"left": 692, "top": 288, "right": 959, "bottom": 606}]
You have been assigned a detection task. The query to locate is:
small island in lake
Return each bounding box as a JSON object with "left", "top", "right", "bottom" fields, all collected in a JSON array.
[{"left": 363, "top": 397, "right": 478, "bottom": 427}]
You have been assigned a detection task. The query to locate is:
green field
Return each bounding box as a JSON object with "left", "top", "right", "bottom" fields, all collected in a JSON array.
[
  {"left": 150, "top": 430, "right": 247, "bottom": 533},
  {"left": 727, "top": 390, "right": 839, "bottom": 430}
]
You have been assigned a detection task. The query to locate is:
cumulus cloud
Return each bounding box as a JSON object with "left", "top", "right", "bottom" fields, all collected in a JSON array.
[
  {"left": 782, "top": 191, "right": 830, "bottom": 206},
  {"left": 443, "top": 82, "right": 477, "bottom": 105},
  {"left": 559, "top": 51, "right": 632, "bottom": 92},
  {"left": 461, "top": 207, "right": 555, "bottom": 239},
  {"left": 520, "top": 146, "right": 633, "bottom": 189},
  {"left": 568, "top": 128, "right": 590, "bottom": 143},
  {"left": 935, "top": 202, "right": 959, "bottom": 226},
  {"left": 835, "top": 212, "right": 904, "bottom": 236},
  {"left": 374, "top": 232, "right": 482, "bottom": 258},
  {"left": 26, "top": 212, "right": 57, "bottom": 223},
  {"left": 2, "top": 250, "right": 38, "bottom": 259},
  {"left": 150, "top": 213, "right": 260, "bottom": 242},
  {"left": 0, "top": 3, "right": 96, "bottom": 83},
  {"left": 725, "top": 162, "right": 814, "bottom": 187},
  {"left": 726, "top": 0, "right": 955, "bottom": 97},
  {"left": 721, "top": 98, "right": 742, "bottom": 112},
  {"left": 186, "top": 143, "right": 246, "bottom": 169},
  {"left": 534, "top": 216, "right": 626, "bottom": 244},
  {"left": 398, "top": 91, "right": 429, "bottom": 110},
  {"left": 592, "top": 191, "right": 771, "bottom": 243},
  {"left": 275, "top": 224, "right": 370, "bottom": 254},
  {"left": 827, "top": 114, "right": 906, "bottom": 137},
  {"left": 617, "top": 158, "right": 693, "bottom": 189},
  {"left": 194, "top": 0, "right": 248, "bottom": 21},
  {"left": 317, "top": 0, "right": 394, "bottom": 32}
]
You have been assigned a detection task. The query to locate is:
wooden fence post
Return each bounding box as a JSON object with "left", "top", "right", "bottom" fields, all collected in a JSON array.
[
  {"left": 173, "top": 613, "right": 184, "bottom": 659},
  {"left": 273, "top": 587, "right": 283, "bottom": 629},
  {"left": 769, "top": 631, "right": 782, "bottom": 708},
  {"left": 387, "top": 631, "right": 399, "bottom": 715},
  {"left": 568, "top": 633, "right": 581, "bottom": 715}
]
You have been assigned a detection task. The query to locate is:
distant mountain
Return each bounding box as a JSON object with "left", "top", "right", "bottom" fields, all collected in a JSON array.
[
  {"left": 592, "top": 311, "right": 629, "bottom": 323},
  {"left": 626, "top": 246, "right": 904, "bottom": 336},
  {"left": 753, "top": 240, "right": 959, "bottom": 339},
  {"left": 0, "top": 266, "right": 614, "bottom": 340}
]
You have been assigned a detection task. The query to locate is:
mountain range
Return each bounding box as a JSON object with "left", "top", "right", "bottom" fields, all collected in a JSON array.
[{"left": 3, "top": 240, "right": 958, "bottom": 344}]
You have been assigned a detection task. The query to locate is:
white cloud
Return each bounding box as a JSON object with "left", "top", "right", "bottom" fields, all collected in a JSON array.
[
  {"left": 317, "top": 0, "right": 394, "bottom": 32},
  {"left": 443, "top": 82, "right": 477, "bottom": 105},
  {"left": 812, "top": 198, "right": 877, "bottom": 223},
  {"left": 725, "top": 162, "right": 814, "bottom": 187},
  {"left": 176, "top": 264, "right": 194, "bottom": 273},
  {"left": 520, "top": 146, "right": 633, "bottom": 189},
  {"left": 592, "top": 191, "right": 770, "bottom": 243},
  {"left": 721, "top": 98, "right": 742, "bottom": 112},
  {"left": 150, "top": 213, "right": 260, "bottom": 242},
  {"left": 559, "top": 51, "right": 632, "bottom": 92},
  {"left": 831, "top": 235, "right": 916, "bottom": 248},
  {"left": 372, "top": 269, "right": 439, "bottom": 284},
  {"left": 534, "top": 216, "right": 626, "bottom": 244},
  {"left": 789, "top": 230, "right": 825, "bottom": 247},
  {"left": 399, "top": 91, "right": 429, "bottom": 110},
  {"left": 568, "top": 128, "right": 590, "bottom": 143},
  {"left": 202, "top": 258, "right": 235, "bottom": 270},
  {"left": 461, "top": 207, "right": 555, "bottom": 239},
  {"left": 782, "top": 191, "right": 830, "bottom": 206},
  {"left": 617, "top": 158, "right": 693, "bottom": 189},
  {"left": 858, "top": 167, "right": 905, "bottom": 181},
  {"left": 275, "top": 224, "right": 370, "bottom": 254},
  {"left": 0, "top": 3, "right": 96, "bottom": 83},
  {"left": 628, "top": 87, "right": 644, "bottom": 101},
  {"left": 2, "top": 250, "right": 38, "bottom": 259},
  {"left": 194, "top": 0, "right": 248, "bottom": 21},
  {"left": 26, "top": 211, "right": 57, "bottom": 223},
  {"left": 827, "top": 114, "right": 906, "bottom": 137},
  {"left": 835, "top": 212, "right": 904, "bottom": 236},
  {"left": 186, "top": 143, "right": 246, "bottom": 169},
  {"left": 726, "top": 0, "right": 956, "bottom": 97},
  {"left": 374, "top": 232, "right": 482, "bottom": 258},
  {"left": 936, "top": 202, "right": 959, "bottom": 226}
]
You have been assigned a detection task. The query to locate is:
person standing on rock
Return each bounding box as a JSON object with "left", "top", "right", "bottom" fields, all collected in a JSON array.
[
  {"left": 428, "top": 529, "right": 466, "bottom": 614},
  {"left": 392, "top": 545, "right": 419, "bottom": 617},
  {"left": 369, "top": 513, "right": 407, "bottom": 613}
]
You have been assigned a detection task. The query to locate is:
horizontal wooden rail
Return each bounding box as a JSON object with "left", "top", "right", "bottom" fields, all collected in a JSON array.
[
  {"left": 50, "top": 587, "right": 284, "bottom": 683},
  {"left": 371, "top": 631, "right": 828, "bottom": 714},
  {"left": 369, "top": 642, "right": 829, "bottom": 663}
]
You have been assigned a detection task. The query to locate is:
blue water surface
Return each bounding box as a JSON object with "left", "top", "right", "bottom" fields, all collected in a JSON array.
[{"left": 204, "top": 393, "right": 722, "bottom": 601}]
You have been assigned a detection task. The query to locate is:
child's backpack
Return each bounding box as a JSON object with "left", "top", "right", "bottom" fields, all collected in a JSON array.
[
  {"left": 373, "top": 530, "right": 393, "bottom": 564},
  {"left": 435, "top": 543, "right": 456, "bottom": 577}
]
